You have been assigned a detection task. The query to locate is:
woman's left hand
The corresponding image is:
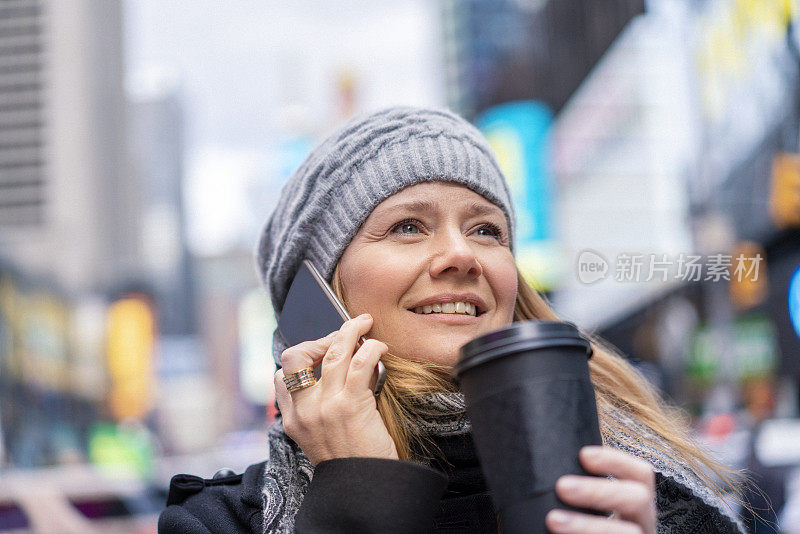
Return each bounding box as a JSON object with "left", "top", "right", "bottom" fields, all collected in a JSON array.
[{"left": 545, "top": 446, "right": 656, "bottom": 534}]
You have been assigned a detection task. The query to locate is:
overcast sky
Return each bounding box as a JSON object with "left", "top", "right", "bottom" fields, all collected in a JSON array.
[{"left": 124, "top": 0, "right": 446, "bottom": 255}]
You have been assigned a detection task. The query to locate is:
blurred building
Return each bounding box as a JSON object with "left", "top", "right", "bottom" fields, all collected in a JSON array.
[
  {"left": 0, "top": 0, "right": 134, "bottom": 295},
  {"left": 440, "top": 0, "right": 647, "bottom": 293},
  {"left": 127, "top": 75, "right": 196, "bottom": 336},
  {"left": 127, "top": 73, "right": 206, "bottom": 455},
  {"left": 550, "top": 4, "right": 697, "bottom": 328},
  {"left": 441, "top": 4, "right": 800, "bottom": 524},
  {"left": 0, "top": 0, "right": 203, "bottom": 469},
  {"left": 0, "top": 255, "right": 99, "bottom": 468},
  {"left": 443, "top": 0, "right": 800, "bottom": 428},
  {"left": 440, "top": 0, "right": 645, "bottom": 120},
  {"left": 0, "top": 0, "right": 130, "bottom": 470},
  {"left": 193, "top": 250, "right": 268, "bottom": 438},
  {"left": 548, "top": 0, "right": 800, "bottom": 428}
]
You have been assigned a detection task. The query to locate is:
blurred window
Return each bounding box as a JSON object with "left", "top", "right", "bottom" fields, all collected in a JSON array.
[
  {"left": 69, "top": 497, "right": 132, "bottom": 520},
  {"left": 0, "top": 503, "right": 29, "bottom": 531}
]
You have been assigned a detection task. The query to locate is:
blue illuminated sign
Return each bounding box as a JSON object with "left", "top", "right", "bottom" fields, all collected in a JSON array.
[
  {"left": 790, "top": 265, "right": 800, "bottom": 339},
  {"left": 476, "top": 101, "right": 553, "bottom": 244}
]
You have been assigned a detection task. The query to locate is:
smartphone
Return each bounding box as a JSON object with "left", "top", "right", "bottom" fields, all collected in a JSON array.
[{"left": 278, "top": 259, "right": 387, "bottom": 396}]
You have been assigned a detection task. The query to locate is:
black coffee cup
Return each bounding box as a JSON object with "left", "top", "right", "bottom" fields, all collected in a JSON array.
[{"left": 454, "top": 321, "right": 602, "bottom": 534}]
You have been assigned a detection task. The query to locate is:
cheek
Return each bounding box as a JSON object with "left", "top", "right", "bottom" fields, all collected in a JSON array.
[
  {"left": 340, "top": 251, "right": 407, "bottom": 315},
  {"left": 490, "top": 256, "right": 518, "bottom": 318}
]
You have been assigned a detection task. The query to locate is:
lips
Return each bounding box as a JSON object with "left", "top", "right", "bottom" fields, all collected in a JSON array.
[{"left": 407, "top": 309, "right": 480, "bottom": 325}]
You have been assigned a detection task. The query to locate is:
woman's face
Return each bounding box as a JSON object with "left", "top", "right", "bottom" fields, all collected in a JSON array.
[{"left": 339, "top": 182, "right": 518, "bottom": 366}]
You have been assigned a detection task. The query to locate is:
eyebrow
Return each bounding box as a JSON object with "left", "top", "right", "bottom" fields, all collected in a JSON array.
[{"left": 377, "top": 199, "right": 504, "bottom": 218}]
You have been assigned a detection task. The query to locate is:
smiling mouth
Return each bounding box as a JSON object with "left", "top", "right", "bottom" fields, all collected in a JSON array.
[{"left": 410, "top": 302, "right": 479, "bottom": 317}]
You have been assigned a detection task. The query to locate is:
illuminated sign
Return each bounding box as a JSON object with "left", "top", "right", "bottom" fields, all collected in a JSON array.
[
  {"left": 238, "top": 288, "right": 276, "bottom": 405},
  {"left": 106, "top": 296, "right": 155, "bottom": 421},
  {"left": 789, "top": 265, "right": 800, "bottom": 339},
  {"left": 477, "top": 101, "right": 562, "bottom": 291}
]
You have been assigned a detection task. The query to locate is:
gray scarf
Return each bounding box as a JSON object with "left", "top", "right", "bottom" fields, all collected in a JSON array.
[{"left": 260, "top": 392, "right": 745, "bottom": 533}]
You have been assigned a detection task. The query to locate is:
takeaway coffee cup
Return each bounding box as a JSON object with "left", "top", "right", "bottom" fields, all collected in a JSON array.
[{"left": 454, "top": 321, "right": 602, "bottom": 534}]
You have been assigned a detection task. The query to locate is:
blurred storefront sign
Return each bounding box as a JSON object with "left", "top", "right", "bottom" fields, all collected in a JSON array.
[
  {"left": 238, "top": 288, "right": 275, "bottom": 406},
  {"left": 770, "top": 152, "right": 800, "bottom": 229},
  {"left": 106, "top": 295, "right": 155, "bottom": 421},
  {"left": 790, "top": 265, "right": 800, "bottom": 338},
  {"left": 550, "top": 10, "right": 695, "bottom": 327},
  {"left": 0, "top": 261, "right": 109, "bottom": 468},
  {"left": 691, "top": 0, "right": 798, "bottom": 203},
  {"left": 696, "top": 0, "right": 795, "bottom": 115},
  {"left": 20, "top": 292, "right": 71, "bottom": 392},
  {"left": 0, "top": 271, "right": 22, "bottom": 381},
  {"left": 155, "top": 333, "right": 219, "bottom": 454},
  {"left": 0, "top": 268, "right": 16, "bottom": 467},
  {"left": 157, "top": 373, "right": 219, "bottom": 454},
  {"left": 477, "top": 101, "right": 562, "bottom": 290},
  {"left": 88, "top": 422, "right": 154, "bottom": 478},
  {"left": 756, "top": 418, "right": 800, "bottom": 466},
  {"left": 70, "top": 297, "right": 109, "bottom": 401},
  {"left": 729, "top": 241, "right": 769, "bottom": 311},
  {"left": 689, "top": 313, "right": 780, "bottom": 386}
]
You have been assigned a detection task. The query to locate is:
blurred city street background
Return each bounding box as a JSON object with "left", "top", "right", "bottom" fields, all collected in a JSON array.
[{"left": 2, "top": 0, "right": 800, "bottom": 531}]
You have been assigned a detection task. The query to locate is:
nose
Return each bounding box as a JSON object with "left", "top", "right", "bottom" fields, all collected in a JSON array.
[{"left": 429, "top": 228, "right": 482, "bottom": 279}]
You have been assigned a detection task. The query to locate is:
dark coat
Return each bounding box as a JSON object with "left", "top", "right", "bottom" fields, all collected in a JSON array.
[{"left": 158, "top": 431, "right": 744, "bottom": 533}]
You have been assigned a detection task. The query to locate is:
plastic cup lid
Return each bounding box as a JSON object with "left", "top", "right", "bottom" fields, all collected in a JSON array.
[{"left": 456, "top": 321, "right": 593, "bottom": 377}]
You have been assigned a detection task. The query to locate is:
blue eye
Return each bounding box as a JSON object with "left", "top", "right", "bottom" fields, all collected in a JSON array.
[
  {"left": 476, "top": 223, "right": 502, "bottom": 238},
  {"left": 393, "top": 219, "right": 422, "bottom": 234},
  {"left": 391, "top": 220, "right": 504, "bottom": 240}
]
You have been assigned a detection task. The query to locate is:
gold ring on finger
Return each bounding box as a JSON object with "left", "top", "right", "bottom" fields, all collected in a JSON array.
[{"left": 283, "top": 366, "right": 317, "bottom": 393}]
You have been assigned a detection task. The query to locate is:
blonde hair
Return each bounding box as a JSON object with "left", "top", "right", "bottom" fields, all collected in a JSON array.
[{"left": 330, "top": 264, "right": 745, "bottom": 503}]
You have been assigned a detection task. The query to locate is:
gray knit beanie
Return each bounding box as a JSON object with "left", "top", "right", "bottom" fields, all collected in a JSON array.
[{"left": 256, "top": 106, "right": 516, "bottom": 365}]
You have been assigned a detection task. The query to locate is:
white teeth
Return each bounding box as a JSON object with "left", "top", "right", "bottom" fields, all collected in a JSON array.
[{"left": 413, "top": 301, "right": 478, "bottom": 316}]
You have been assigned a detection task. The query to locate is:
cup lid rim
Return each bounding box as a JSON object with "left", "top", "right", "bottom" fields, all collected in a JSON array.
[{"left": 456, "top": 320, "right": 592, "bottom": 375}]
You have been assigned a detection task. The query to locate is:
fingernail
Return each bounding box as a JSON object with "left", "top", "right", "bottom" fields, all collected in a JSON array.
[
  {"left": 548, "top": 510, "right": 570, "bottom": 526},
  {"left": 359, "top": 313, "right": 372, "bottom": 320},
  {"left": 582, "top": 445, "right": 602, "bottom": 459},
  {"left": 557, "top": 475, "right": 579, "bottom": 491}
]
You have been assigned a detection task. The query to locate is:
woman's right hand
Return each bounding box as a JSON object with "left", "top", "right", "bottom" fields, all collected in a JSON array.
[{"left": 274, "top": 313, "right": 398, "bottom": 465}]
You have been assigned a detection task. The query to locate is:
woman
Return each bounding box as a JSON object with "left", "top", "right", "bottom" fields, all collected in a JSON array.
[{"left": 159, "top": 107, "right": 747, "bottom": 533}]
